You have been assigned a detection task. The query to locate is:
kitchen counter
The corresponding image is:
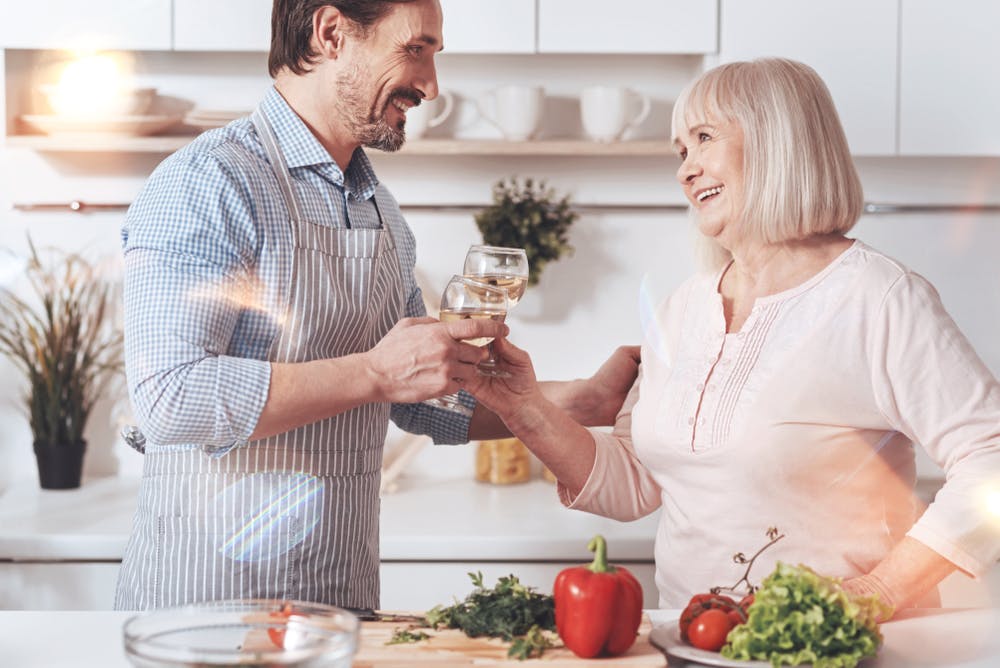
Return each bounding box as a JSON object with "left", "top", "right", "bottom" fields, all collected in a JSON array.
[
  {"left": 0, "top": 474, "right": 658, "bottom": 562},
  {"left": 0, "top": 474, "right": 661, "bottom": 610},
  {"left": 2, "top": 607, "right": 999, "bottom": 667}
]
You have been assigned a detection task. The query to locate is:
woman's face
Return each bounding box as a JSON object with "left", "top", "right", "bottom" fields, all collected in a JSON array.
[{"left": 674, "top": 115, "right": 746, "bottom": 247}]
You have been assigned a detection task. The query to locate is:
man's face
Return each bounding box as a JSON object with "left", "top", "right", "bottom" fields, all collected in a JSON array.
[{"left": 334, "top": 0, "right": 444, "bottom": 152}]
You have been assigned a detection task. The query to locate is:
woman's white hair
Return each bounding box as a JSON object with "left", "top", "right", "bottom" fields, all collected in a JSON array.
[{"left": 672, "top": 58, "right": 864, "bottom": 269}]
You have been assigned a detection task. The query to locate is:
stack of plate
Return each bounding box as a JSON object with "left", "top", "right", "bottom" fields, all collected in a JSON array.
[{"left": 184, "top": 109, "right": 250, "bottom": 131}]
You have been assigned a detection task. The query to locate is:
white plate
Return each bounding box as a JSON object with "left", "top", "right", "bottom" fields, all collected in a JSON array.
[
  {"left": 648, "top": 624, "right": 775, "bottom": 667},
  {"left": 21, "top": 113, "right": 183, "bottom": 137}
]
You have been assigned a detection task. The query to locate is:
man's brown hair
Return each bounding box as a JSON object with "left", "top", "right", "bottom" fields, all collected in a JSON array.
[{"left": 269, "top": 0, "right": 419, "bottom": 78}]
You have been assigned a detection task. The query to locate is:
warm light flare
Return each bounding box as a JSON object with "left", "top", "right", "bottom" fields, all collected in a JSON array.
[
  {"left": 45, "top": 52, "right": 141, "bottom": 117},
  {"left": 986, "top": 490, "right": 1000, "bottom": 518}
]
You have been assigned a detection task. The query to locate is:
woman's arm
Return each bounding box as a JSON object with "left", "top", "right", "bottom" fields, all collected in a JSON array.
[
  {"left": 842, "top": 536, "right": 958, "bottom": 617},
  {"left": 467, "top": 344, "right": 641, "bottom": 441},
  {"left": 466, "top": 338, "right": 602, "bottom": 495}
]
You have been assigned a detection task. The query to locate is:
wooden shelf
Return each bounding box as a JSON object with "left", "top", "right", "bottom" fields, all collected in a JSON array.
[{"left": 5, "top": 134, "right": 676, "bottom": 157}]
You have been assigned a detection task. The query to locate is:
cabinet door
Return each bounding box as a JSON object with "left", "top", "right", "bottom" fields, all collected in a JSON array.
[
  {"left": 0, "top": 1, "right": 171, "bottom": 51},
  {"left": 900, "top": 0, "right": 1000, "bottom": 155},
  {"left": 174, "top": 0, "right": 272, "bottom": 52},
  {"left": 538, "top": 0, "right": 717, "bottom": 54},
  {"left": 440, "top": 0, "right": 535, "bottom": 53},
  {"left": 718, "top": 0, "right": 897, "bottom": 156}
]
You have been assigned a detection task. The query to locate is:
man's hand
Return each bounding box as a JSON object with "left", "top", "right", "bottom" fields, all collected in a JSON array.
[
  {"left": 364, "top": 316, "right": 508, "bottom": 403},
  {"left": 571, "top": 345, "right": 641, "bottom": 426}
]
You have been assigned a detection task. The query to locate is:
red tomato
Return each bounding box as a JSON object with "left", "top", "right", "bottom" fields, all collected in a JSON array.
[
  {"left": 679, "top": 594, "right": 736, "bottom": 641},
  {"left": 739, "top": 593, "right": 755, "bottom": 613},
  {"left": 687, "top": 609, "right": 735, "bottom": 652},
  {"left": 267, "top": 627, "right": 286, "bottom": 649}
]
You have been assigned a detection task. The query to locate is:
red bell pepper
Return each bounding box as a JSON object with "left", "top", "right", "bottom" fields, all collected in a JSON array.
[{"left": 553, "top": 534, "right": 644, "bottom": 658}]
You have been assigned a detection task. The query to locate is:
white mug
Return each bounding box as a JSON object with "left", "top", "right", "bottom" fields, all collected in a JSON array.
[
  {"left": 580, "top": 86, "right": 651, "bottom": 142},
  {"left": 478, "top": 85, "right": 544, "bottom": 141},
  {"left": 405, "top": 90, "right": 454, "bottom": 140}
]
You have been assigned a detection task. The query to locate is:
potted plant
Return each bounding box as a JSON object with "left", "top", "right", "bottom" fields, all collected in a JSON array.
[
  {"left": 0, "top": 239, "right": 123, "bottom": 489},
  {"left": 474, "top": 177, "right": 578, "bottom": 286}
]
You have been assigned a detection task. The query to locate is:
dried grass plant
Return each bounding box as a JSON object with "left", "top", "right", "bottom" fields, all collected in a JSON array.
[{"left": 0, "top": 239, "right": 123, "bottom": 447}]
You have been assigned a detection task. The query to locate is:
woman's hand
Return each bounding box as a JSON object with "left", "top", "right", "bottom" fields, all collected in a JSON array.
[{"left": 465, "top": 337, "right": 542, "bottom": 421}]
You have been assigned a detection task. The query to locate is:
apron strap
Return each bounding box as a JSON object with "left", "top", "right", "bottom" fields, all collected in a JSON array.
[{"left": 252, "top": 108, "right": 305, "bottom": 222}]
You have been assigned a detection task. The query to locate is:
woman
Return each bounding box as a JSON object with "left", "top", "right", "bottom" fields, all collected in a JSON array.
[{"left": 469, "top": 58, "right": 1000, "bottom": 615}]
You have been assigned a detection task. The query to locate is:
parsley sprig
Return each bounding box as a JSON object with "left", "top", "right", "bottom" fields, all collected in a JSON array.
[{"left": 426, "top": 571, "right": 557, "bottom": 660}]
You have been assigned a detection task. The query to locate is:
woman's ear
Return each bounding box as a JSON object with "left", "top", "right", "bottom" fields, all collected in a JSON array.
[{"left": 312, "top": 5, "right": 346, "bottom": 59}]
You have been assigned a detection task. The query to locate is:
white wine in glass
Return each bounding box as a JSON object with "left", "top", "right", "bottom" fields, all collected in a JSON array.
[
  {"left": 463, "top": 245, "right": 529, "bottom": 376},
  {"left": 422, "top": 275, "right": 509, "bottom": 416}
]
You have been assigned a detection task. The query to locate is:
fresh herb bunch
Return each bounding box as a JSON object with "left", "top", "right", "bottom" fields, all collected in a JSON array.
[
  {"left": 722, "top": 562, "right": 890, "bottom": 668},
  {"left": 474, "top": 177, "right": 577, "bottom": 286},
  {"left": 0, "top": 239, "right": 122, "bottom": 447},
  {"left": 386, "top": 628, "right": 430, "bottom": 645},
  {"left": 426, "top": 571, "right": 556, "bottom": 660}
]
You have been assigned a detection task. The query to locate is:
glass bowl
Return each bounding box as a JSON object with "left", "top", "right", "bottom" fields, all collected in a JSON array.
[{"left": 123, "top": 599, "right": 359, "bottom": 667}]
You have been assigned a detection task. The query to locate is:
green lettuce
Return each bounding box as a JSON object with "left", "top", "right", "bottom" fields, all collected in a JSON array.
[{"left": 720, "top": 562, "right": 890, "bottom": 667}]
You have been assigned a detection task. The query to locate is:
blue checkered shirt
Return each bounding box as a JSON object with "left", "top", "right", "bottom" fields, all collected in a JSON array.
[{"left": 122, "top": 86, "right": 474, "bottom": 454}]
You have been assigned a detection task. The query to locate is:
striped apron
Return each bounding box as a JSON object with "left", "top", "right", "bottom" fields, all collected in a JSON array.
[{"left": 115, "top": 108, "right": 403, "bottom": 611}]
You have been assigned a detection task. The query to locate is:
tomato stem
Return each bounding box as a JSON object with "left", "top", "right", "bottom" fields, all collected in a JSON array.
[{"left": 711, "top": 529, "right": 785, "bottom": 596}]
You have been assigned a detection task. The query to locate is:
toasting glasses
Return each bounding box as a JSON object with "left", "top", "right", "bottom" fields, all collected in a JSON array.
[
  {"left": 462, "top": 245, "right": 529, "bottom": 377},
  {"left": 422, "top": 274, "right": 510, "bottom": 416}
]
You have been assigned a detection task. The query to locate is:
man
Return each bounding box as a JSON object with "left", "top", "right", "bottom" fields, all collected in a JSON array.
[{"left": 115, "top": 0, "right": 637, "bottom": 612}]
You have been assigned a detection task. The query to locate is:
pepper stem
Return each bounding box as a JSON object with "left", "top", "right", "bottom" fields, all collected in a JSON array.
[{"left": 586, "top": 535, "right": 617, "bottom": 574}]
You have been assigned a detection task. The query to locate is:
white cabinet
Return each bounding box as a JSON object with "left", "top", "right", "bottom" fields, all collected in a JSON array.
[
  {"left": 174, "top": 0, "right": 272, "bottom": 52},
  {"left": 440, "top": 0, "right": 536, "bottom": 54},
  {"left": 0, "top": 0, "right": 172, "bottom": 51},
  {"left": 538, "top": 0, "right": 718, "bottom": 54},
  {"left": 717, "top": 0, "right": 898, "bottom": 156},
  {"left": 899, "top": 0, "right": 1000, "bottom": 156}
]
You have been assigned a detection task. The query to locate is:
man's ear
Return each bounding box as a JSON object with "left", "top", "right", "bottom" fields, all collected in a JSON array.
[{"left": 313, "top": 5, "right": 347, "bottom": 59}]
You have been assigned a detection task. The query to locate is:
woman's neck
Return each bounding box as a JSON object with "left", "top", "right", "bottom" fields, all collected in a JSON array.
[{"left": 721, "top": 234, "right": 853, "bottom": 301}]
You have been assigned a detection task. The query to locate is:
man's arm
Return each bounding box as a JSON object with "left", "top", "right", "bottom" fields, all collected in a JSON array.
[{"left": 251, "top": 316, "right": 507, "bottom": 440}]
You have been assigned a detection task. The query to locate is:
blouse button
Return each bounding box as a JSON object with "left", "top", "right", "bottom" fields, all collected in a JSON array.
[
  {"left": 696, "top": 383, "right": 705, "bottom": 391},
  {"left": 687, "top": 417, "right": 695, "bottom": 426}
]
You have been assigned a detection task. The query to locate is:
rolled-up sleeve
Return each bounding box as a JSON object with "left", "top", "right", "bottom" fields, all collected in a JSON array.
[{"left": 122, "top": 150, "right": 271, "bottom": 453}]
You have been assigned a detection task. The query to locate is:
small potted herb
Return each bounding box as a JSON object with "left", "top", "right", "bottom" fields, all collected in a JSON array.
[
  {"left": 0, "top": 239, "right": 123, "bottom": 489},
  {"left": 474, "top": 177, "right": 577, "bottom": 286}
]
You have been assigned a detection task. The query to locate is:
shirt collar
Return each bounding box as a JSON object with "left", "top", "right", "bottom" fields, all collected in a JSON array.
[{"left": 259, "top": 87, "right": 379, "bottom": 199}]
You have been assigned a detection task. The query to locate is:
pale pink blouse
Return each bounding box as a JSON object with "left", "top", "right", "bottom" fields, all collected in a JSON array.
[{"left": 562, "top": 241, "right": 1000, "bottom": 607}]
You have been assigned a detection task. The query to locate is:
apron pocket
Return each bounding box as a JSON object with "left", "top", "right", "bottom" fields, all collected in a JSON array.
[{"left": 154, "top": 514, "right": 301, "bottom": 607}]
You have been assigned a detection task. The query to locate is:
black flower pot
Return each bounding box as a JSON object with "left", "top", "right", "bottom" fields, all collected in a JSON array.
[{"left": 33, "top": 440, "right": 86, "bottom": 490}]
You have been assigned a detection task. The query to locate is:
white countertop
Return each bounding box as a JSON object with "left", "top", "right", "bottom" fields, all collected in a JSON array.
[
  {"left": 3, "top": 608, "right": 998, "bottom": 667},
  {"left": 0, "top": 475, "right": 658, "bottom": 562}
]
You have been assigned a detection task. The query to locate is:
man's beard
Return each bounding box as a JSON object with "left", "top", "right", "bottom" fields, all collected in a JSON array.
[{"left": 335, "top": 65, "right": 421, "bottom": 153}]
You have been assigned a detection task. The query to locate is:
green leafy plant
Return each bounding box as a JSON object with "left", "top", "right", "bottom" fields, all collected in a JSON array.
[
  {"left": 0, "top": 239, "right": 123, "bottom": 447},
  {"left": 475, "top": 177, "right": 577, "bottom": 286},
  {"left": 426, "top": 571, "right": 557, "bottom": 660}
]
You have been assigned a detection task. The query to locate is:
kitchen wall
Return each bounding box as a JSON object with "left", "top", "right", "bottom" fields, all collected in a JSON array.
[{"left": 1, "top": 49, "right": 999, "bottom": 493}]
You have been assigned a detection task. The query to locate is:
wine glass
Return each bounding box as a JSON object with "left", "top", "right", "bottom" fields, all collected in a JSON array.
[
  {"left": 463, "top": 245, "right": 529, "bottom": 376},
  {"left": 423, "top": 275, "right": 509, "bottom": 416}
]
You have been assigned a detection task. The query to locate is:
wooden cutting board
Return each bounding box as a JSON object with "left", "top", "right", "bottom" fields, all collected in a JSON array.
[{"left": 352, "top": 615, "right": 668, "bottom": 667}]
